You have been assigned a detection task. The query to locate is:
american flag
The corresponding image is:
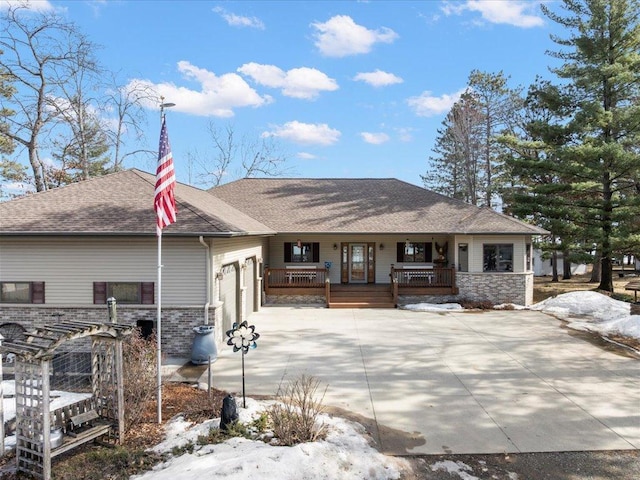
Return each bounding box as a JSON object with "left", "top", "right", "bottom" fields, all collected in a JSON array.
[{"left": 154, "top": 117, "right": 177, "bottom": 235}]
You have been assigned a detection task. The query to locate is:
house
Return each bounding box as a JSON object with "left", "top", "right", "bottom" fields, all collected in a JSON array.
[
  {"left": 0, "top": 170, "right": 548, "bottom": 356},
  {"left": 533, "top": 250, "right": 588, "bottom": 277}
]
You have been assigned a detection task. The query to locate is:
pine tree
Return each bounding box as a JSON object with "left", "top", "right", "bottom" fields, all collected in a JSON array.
[{"left": 538, "top": 0, "right": 640, "bottom": 291}]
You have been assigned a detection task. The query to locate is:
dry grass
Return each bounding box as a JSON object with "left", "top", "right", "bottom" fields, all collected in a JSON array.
[{"left": 533, "top": 272, "right": 635, "bottom": 304}]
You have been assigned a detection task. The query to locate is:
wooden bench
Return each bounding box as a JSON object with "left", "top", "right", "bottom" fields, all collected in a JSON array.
[
  {"left": 285, "top": 266, "right": 317, "bottom": 285},
  {"left": 625, "top": 280, "right": 640, "bottom": 302},
  {"left": 401, "top": 266, "right": 434, "bottom": 284},
  {"left": 50, "top": 403, "right": 112, "bottom": 457}
]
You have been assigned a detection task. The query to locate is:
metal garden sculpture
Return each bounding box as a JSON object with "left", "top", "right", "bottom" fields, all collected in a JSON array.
[{"left": 225, "top": 321, "right": 260, "bottom": 407}]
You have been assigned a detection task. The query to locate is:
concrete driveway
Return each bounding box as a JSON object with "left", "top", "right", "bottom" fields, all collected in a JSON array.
[{"left": 207, "top": 307, "right": 640, "bottom": 455}]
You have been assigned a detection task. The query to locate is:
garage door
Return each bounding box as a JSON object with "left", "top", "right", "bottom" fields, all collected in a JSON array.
[
  {"left": 219, "top": 263, "right": 238, "bottom": 334},
  {"left": 244, "top": 258, "right": 256, "bottom": 318}
]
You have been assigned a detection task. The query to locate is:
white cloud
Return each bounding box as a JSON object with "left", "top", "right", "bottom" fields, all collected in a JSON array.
[
  {"left": 360, "top": 132, "right": 390, "bottom": 145},
  {"left": 441, "top": 0, "right": 544, "bottom": 28},
  {"left": 311, "top": 15, "right": 398, "bottom": 57},
  {"left": 238, "top": 63, "right": 338, "bottom": 100},
  {"left": 296, "top": 152, "right": 317, "bottom": 160},
  {"left": 262, "top": 121, "right": 341, "bottom": 146},
  {"left": 395, "top": 127, "right": 414, "bottom": 142},
  {"left": 353, "top": 70, "right": 403, "bottom": 88},
  {"left": 0, "top": 0, "right": 54, "bottom": 11},
  {"left": 407, "top": 88, "right": 466, "bottom": 117},
  {"left": 213, "top": 6, "right": 265, "bottom": 29},
  {"left": 128, "top": 61, "right": 272, "bottom": 118}
]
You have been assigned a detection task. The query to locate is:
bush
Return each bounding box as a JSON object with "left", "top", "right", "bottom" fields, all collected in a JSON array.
[
  {"left": 122, "top": 329, "right": 157, "bottom": 432},
  {"left": 269, "top": 374, "right": 327, "bottom": 446},
  {"left": 459, "top": 299, "right": 495, "bottom": 310}
]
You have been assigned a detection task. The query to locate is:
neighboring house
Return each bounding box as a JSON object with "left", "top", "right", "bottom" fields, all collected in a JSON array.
[
  {"left": 533, "top": 250, "right": 588, "bottom": 277},
  {"left": 0, "top": 170, "right": 548, "bottom": 355}
]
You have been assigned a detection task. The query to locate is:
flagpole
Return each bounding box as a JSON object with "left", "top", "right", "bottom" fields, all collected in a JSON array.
[
  {"left": 156, "top": 98, "right": 176, "bottom": 424},
  {"left": 157, "top": 227, "right": 162, "bottom": 423}
]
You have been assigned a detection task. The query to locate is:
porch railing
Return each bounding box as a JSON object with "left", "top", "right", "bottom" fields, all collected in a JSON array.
[
  {"left": 265, "top": 268, "right": 328, "bottom": 289},
  {"left": 390, "top": 266, "right": 456, "bottom": 288}
]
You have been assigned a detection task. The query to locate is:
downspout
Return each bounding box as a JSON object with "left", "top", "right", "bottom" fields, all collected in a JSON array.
[{"left": 199, "top": 236, "right": 211, "bottom": 325}]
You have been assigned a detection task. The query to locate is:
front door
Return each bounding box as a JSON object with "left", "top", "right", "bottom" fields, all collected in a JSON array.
[{"left": 349, "top": 244, "right": 367, "bottom": 283}]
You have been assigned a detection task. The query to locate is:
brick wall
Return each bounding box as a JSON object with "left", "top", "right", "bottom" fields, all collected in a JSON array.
[{"left": 0, "top": 305, "right": 218, "bottom": 357}]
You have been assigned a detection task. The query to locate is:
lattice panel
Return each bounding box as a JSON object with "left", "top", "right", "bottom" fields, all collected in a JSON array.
[
  {"left": 92, "top": 338, "right": 117, "bottom": 422},
  {"left": 15, "top": 359, "right": 49, "bottom": 480}
]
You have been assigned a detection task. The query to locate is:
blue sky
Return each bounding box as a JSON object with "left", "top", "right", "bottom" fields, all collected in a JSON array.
[{"left": 4, "top": 0, "right": 565, "bottom": 188}]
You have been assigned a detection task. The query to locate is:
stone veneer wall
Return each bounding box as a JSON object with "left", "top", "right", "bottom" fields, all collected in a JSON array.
[
  {"left": 265, "top": 295, "right": 326, "bottom": 305},
  {"left": 455, "top": 272, "right": 533, "bottom": 306},
  {"left": 397, "top": 272, "right": 533, "bottom": 307},
  {"left": 0, "top": 305, "right": 214, "bottom": 357}
]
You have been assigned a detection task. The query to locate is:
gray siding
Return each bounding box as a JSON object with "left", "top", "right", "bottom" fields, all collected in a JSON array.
[{"left": 0, "top": 237, "right": 206, "bottom": 305}]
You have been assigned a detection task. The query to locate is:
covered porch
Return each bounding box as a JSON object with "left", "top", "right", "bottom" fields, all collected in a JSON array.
[{"left": 263, "top": 266, "right": 458, "bottom": 308}]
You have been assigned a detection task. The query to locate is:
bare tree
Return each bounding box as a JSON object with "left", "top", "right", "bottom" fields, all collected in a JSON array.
[
  {"left": 423, "top": 91, "right": 483, "bottom": 205},
  {"left": 468, "top": 70, "right": 522, "bottom": 208},
  {"left": 195, "top": 122, "right": 291, "bottom": 187},
  {"left": 102, "top": 74, "right": 156, "bottom": 171},
  {"left": 0, "top": 4, "right": 101, "bottom": 191}
]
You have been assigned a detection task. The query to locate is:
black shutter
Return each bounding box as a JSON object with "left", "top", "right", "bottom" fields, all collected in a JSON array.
[
  {"left": 31, "top": 282, "right": 45, "bottom": 304},
  {"left": 93, "top": 282, "right": 107, "bottom": 304},
  {"left": 396, "top": 243, "right": 404, "bottom": 263},
  {"left": 312, "top": 243, "right": 320, "bottom": 263},
  {"left": 141, "top": 282, "right": 155, "bottom": 304},
  {"left": 425, "top": 242, "right": 433, "bottom": 262},
  {"left": 284, "top": 242, "right": 292, "bottom": 262}
]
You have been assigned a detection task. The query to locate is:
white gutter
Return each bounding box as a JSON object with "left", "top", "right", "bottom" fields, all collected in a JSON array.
[{"left": 199, "top": 236, "right": 211, "bottom": 325}]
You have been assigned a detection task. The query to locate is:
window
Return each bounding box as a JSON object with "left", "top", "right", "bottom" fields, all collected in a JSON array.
[
  {"left": 0, "top": 282, "right": 45, "bottom": 304},
  {"left": 526, "top": 243, "right": 532, "bottom": 271},
  {"left": 396, "top": 242, "right": 433, "bottom": 263},
  {"left": 483, "top": 244, "right": 513, "bottom": 272},
  {"left": 284, "top": 242, "right": 320, "bottom": 263},
  {"left": 93, "top": 282, "right": 154, "bottom": 304}
]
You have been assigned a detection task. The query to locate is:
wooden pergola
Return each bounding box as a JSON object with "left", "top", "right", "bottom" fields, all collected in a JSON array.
[{"left": 0, "top": 321, "right": 133, "bottom": 480}]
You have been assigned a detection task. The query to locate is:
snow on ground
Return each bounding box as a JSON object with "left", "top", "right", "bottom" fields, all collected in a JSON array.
[
  {"left": 402, "top": 303, "right": 464, "bottom": 312},
  {"left": 73, "top": 292, "right": 640, "bottom": 480},
  {"left": 2, "top": 381, "right": 91, "bottom": 452},
  {"left": 405, "top": 290, "right": 640, "bottom": 342},
  {"left": 133, "top": 395, "right": 409, "bottom": 480},
  {"left": 1, "top": 291, "right": 635, "bottom": 480},
  {"left": 531, "top": 291, "right": 640, "bottom": 341}
]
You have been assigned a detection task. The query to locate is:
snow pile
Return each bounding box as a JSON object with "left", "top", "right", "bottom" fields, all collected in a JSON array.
[
  {"left": 402, "top": 303, "right": 463, "bottom": 312},
  {"left": 405, "top": 290, "right": 639, "bottom": 342},
  {"left": 531, "top": 291, "right": 639, "bottom": 341},
  {"left": 530, "top": 290, "right": 630, "bottom": 321},
  {"left": 134, "top": 398, "right": 408, "bottom": 480}
]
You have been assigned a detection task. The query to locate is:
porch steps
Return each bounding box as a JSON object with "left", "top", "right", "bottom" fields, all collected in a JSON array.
[{"left": 328, "top": 285, "right": 395, "bottom": 309}]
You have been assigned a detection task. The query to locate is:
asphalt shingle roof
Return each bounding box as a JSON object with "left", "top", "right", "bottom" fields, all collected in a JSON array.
[
  {"left": 0, "top": 169, "right": 274, "bottom": 236},
  {"left": 210, "top": 178, "right": 549, "bottom": 235}
]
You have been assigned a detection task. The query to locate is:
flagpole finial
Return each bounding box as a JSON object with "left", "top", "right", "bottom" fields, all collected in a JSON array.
[{"left": 159, "top": 99, "right": 176, "bottom": 121}]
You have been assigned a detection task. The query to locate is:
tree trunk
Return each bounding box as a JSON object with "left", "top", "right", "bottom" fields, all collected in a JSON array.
[
  {"left": 590, "top": 252, "right": 601, "bottom": 283},
  {"left": 551, "top": 250, "right": 559, "bottom": 282},
  {"left": 562, "top": 251, "right": 572, "bottom": 280},
  {"left": 597, "top": 170, "right": 614, "bottom": 292}
]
